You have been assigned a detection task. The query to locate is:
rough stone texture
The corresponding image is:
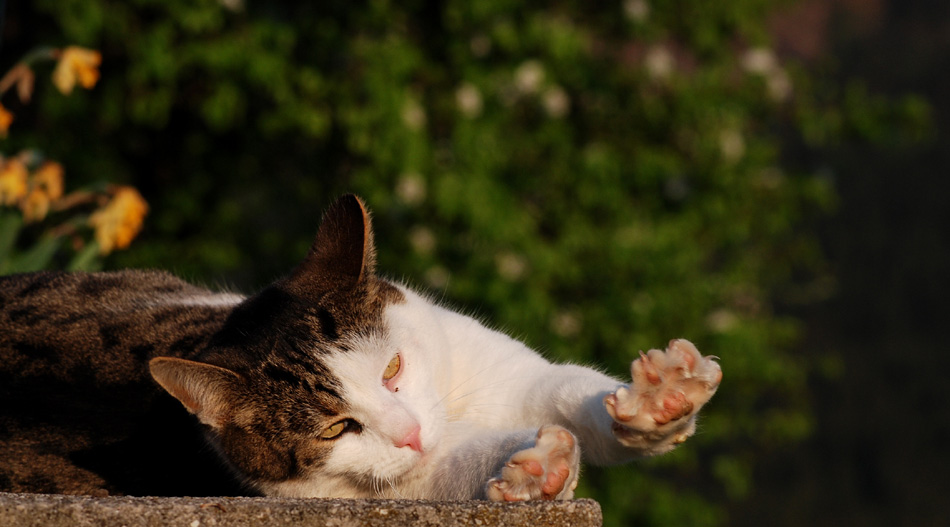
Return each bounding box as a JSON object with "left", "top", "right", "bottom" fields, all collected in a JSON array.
[{"left": 0, "top": 493, "right": 602, "bottom": 527}]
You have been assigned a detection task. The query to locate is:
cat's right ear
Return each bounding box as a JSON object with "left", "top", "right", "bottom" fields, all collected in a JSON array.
[
  {"left": 149, "top": 357, "right": 241, "bottom": 429},
  {"left": 287, "top": 194, "right": 376, "bottom": 296}
]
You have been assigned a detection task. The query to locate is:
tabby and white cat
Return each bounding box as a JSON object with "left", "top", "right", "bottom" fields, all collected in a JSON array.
[{"left": 0, "top": 195, "right": 721, "bottom": 500}]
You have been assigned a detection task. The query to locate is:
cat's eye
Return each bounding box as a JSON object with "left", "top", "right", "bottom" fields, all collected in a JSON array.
[
  {"left": 382, "top": 353, "right": 401, "bottom": 382},
  {"left": 320, "top": 420, "right": 351, "bottom": 440}
]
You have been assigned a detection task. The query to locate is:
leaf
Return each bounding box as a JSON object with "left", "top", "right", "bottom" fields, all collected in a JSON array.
[
  {"left": 67, "top": 240, "right": 103, "bottom": 272},
  {"left": 7, "top": 235, "right": 63, "bottom": 273},
  {"left": 0, "top": 211, "right": 23, "bottom": 274}
]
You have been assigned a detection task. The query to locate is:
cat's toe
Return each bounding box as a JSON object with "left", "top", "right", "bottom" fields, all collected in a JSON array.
[{"left": 486, "top": 425, "right": 580, "bottom": 501}]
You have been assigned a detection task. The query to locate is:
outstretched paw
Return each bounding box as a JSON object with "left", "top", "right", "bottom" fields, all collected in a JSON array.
[
  {"left": 486, "top": 425, "right": 580, "bottom": 501},
  {"left": 604, "top": 339, "right": 721, "bottom": 454}
]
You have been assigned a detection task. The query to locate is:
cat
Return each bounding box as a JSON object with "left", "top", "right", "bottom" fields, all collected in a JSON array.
[{"left": 0, "top": 194, "right": 721, "bottom": 500}]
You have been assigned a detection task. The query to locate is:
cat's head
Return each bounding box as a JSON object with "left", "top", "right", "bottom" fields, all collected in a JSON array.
[{"left": 149, "top": 195, "right": 446, "bottom": 497}]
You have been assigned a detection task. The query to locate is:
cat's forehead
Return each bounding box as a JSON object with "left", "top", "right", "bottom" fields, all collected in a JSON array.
[
  {"left": 245, "top": 282, "right": 404, "bottom": 394},
  {"left": 213, "top": 278, "right": 403, "bottom": 350},
  {"left": 299, "top": 279, "right": 406, "bottom": 338},
  {"left": 256, "top": 357, "right": 346, "bottom": 405},
  {"left": 323, "top": 330, "right": 395, "bottom": 378}
]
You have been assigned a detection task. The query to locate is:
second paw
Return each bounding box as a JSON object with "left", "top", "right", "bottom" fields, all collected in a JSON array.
[{"left": 486, "top": 425, "right": 581, "bottom": 501}]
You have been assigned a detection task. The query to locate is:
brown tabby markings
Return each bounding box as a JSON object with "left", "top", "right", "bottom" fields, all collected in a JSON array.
[
  {"left": 192, "top": 274, "right": 405, "bottom": 484},
  {"left": 0, "top": 195, "right": 405, "bottom": 495},
  {"left": 0, "top": 270, "right": 235, "bottom": 494}
]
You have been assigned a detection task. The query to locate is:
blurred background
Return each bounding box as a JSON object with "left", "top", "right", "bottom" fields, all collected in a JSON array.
[{"left": 1, "top": 0, "right": 946, "bottom": 525}]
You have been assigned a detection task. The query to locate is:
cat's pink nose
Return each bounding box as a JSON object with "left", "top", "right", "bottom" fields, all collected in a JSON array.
[{"left": 395, "top": 425, "right": 423, "bottom": 452}]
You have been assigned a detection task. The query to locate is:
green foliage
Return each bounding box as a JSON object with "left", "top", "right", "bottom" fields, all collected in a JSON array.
[
  {"left": 6, "top": 0, "right": 927, "bottom": 525},
  {"left": 0, "top": 211, "right": 105, "bottom": 273}
]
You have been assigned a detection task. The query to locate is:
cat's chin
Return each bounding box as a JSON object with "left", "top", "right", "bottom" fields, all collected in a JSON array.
[
  {"left": 389, "top": 446, "right": 434, "bottom": 481},
  {"left": 409, "top": 446, "right": 434, "bottom": 470},
  {"left": 256, "top": 453, "right": 434, "bottom": 499}
]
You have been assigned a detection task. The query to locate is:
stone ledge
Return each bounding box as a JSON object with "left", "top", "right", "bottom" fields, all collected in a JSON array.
[{"left": 0, "top": 493, "right": 602, "bottom": 527}]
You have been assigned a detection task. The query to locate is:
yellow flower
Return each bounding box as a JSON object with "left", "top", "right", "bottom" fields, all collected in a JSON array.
[
  {"left": 32, "top": 161, "right": 65, "bottom": 201},
  {"left": 0, "top": 104, "right": 13, "bottom": 137},
  {"left": 88, "top": 186, "right": 148, "bottom": 254},
  {"left": 18, "top": 162, "right": 65, "bottom": 222},
  {"left": 0, "top": 159, "right": 28, "bottom": 205},
  {"left": 20, "top": 188, "right": 51, "bottom": 223},
  {"left": 52, "top": 46, "right": 102, "bottom": 95}
]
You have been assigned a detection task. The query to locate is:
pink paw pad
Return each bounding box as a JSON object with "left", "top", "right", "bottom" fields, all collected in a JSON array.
[
  {"left": 486, "top": 425, "right": 580, "bottom": 502},
  {"left": 655, "top": 390, "right": 693, "bottom": 425}
]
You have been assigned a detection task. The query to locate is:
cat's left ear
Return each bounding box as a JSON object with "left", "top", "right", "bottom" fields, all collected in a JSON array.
[
  {"left": 287, "top": 194, "right": 376, "bottom": 295},
  {"left": 149, "top": 357, "right": 242, "bottom": 429}
]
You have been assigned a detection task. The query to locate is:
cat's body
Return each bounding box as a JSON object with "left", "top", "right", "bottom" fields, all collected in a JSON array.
[
  {"left": 0, "top": 270, "right": 245, "bottom": 495},
  {"left": 0, "top": 195, "right": 721, "bottom": 500}
]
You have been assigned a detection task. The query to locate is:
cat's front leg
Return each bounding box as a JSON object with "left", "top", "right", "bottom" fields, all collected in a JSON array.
[
  {"left": 486, "top": 425, "right": 580, "bottom": 501},
  {"left": 604, "top": 339, "right": 721, "bottom": 456}
]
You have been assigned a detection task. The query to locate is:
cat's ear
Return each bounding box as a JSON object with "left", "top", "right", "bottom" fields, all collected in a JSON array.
[
  {"left": 149, "top": 357, "right": 241, "bottom": 429},
  {"left": 288, "top": 194, "right": 376, "bottom": 294}
]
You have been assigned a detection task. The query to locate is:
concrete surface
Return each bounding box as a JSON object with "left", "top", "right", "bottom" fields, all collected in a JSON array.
[{"left": 0, "top": 492, "right": 602, "bottom": 527}]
